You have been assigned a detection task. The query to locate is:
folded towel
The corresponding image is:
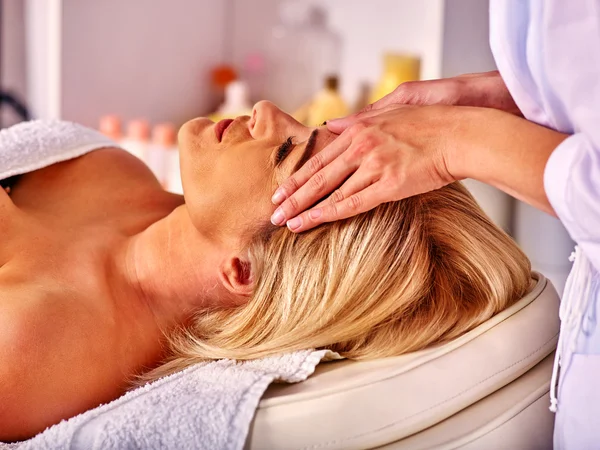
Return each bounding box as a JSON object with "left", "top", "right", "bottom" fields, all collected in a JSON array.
[
  {"left": 1, "top": 350, "right": 335, "bottom": 450},
  {"left": 0, "top": 120, "right": 334, "bottom": 449},
  {"left": 0, "top": 119, "right": 118, "bottom": 181}
]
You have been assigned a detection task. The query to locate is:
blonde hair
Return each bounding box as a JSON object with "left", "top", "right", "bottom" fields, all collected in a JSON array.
[{"left": 142, "top": 182, "right": 530, "bottom": 382}]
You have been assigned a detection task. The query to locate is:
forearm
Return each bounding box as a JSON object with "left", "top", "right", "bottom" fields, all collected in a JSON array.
[{"left": 449, "top": 107, "right": 569, "bottom": 215}]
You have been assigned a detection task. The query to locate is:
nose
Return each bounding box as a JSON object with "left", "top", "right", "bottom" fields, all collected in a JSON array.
[
  {"left": 249, "top": 100, "right": 304, "bottom": 140},
  {"left": 250, "top": 101, "right": 280, "bottom": 131}
]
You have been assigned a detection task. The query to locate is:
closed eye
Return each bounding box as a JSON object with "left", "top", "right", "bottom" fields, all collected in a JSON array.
[{"left": 275, "top": 137, "right": 294, "bottom": 165}]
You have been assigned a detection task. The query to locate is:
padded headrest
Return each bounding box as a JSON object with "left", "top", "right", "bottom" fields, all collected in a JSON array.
[{"left": 247, "top": 272, "right": 560, "bottom": 449}]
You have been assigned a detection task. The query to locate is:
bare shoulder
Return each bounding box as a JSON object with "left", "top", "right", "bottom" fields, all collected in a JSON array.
[
  {"left": 0, "top": 289, "right": 51, "bottom": 441},
  {"left": 8, "top": 146, "right": 180, "bottom": 223},
  {"left": 69, "top": 147, "right": 162, "bottom": 190},
  {"left": 0, "top": 284, "right": 123, "bottom": 441}
]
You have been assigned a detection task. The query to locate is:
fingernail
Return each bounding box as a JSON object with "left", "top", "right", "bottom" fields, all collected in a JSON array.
[
  {"left": 287, "top": 217, "right": 302, "bottom": 230},
  {"left": 271, "top": 208, "right": 285, "bottom": 226},
  {"left": 271, "top": 189, "right": 286, "bottom": 204},
  {"left": 308, "top": 209, "right": 322, "bottom": 220}
]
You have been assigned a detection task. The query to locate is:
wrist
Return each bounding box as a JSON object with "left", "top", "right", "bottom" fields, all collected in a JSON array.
[
  {"left": 445, "top": 106, "right": 568, "bottom": 213},
  {"left": 444, "top": 107, "right": 491, "bottom": 181}
]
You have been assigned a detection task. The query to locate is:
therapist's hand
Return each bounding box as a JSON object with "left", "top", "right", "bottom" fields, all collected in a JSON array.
[
  {"left": 270, "top": 105, "right": 461, "bottom": 232},
  {"left": 327, "top": 71, "right": 521, "bottom": 134}
]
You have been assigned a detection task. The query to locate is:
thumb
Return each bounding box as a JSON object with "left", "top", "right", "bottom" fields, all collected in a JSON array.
[
  {"left": 326, "top": 91, "right": 399, "bottom": 134},
  {"left": 326, "top": 107, "right": 368, "bottom": 134}
]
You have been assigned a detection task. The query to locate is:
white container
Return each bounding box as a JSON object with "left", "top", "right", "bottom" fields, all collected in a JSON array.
[
  {"left": 166, "top": 151, "right": 182, "bottom": 194},
  {"left": 153, "top": 123, "right": 182, "bottom": 194},
  {"left": 265, "top": 1, "right": 342, "bottom": 113},
  {"left": 98, "top": 115, "right": 123, "bottom": 142},
  {"left": 121, "top": 119, "right": 150, "bottom": 161},
  {"left": 147, "top": 123, "right": 177, "bottom": 187},
  {"left": 217, "top": 80, "right": 253, "bottom": 118}
]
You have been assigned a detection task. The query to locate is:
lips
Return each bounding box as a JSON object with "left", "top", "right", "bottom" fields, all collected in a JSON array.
[{"left": 215, "top": 119, "right": 234, "bottom": 142}]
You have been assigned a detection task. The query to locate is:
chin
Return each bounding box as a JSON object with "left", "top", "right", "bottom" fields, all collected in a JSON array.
[
  {"left": 178, "top": 117, "right": 213, "bottom": 143},
  {"left": 178, "top": 118, "right": 214, "bottom": 166}
]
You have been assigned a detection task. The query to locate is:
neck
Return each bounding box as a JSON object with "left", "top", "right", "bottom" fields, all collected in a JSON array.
[{"left": 118, "top": 206, "right": 225, "bottom": 331}]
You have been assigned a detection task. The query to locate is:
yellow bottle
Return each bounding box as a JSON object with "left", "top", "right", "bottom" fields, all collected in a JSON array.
[
  {"left": 370, "top": 53, "right": 421, "bottom": 103},
  {"left": 300, "top": 76, "right": 349, "bottom": 126}
]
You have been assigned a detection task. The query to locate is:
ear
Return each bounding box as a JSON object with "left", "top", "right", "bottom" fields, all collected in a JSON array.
[{"left": 218, "top": 255, "right": 254, "bottom": 298}]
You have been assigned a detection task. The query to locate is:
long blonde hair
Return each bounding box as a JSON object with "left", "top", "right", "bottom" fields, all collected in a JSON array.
[{"left": 142, "top": 182, "right": 530, "bottom": 382}]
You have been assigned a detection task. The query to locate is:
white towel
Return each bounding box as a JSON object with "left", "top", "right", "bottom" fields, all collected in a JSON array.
[
  {"left": 0, "top": 120, "right": 333, "bottom": 449},
  {"left": 2, "top": 350, "right": 335, "bottom": 450},
  {"left": 0, "top": 119, "right": 118, "bottom": 181}
]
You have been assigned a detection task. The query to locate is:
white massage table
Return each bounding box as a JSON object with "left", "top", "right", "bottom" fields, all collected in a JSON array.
[{"left": 247, "top": 272, "right": 559, "bottom": 449}]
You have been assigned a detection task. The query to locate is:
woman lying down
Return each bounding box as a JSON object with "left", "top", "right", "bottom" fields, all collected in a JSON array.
[{"left": 0, "top": 101, "right": 531, "bottom": 441}]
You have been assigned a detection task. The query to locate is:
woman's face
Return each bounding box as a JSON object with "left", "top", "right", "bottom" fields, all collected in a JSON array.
[{"left": 178, "top": 101, "right": 335, "bottom": 245}]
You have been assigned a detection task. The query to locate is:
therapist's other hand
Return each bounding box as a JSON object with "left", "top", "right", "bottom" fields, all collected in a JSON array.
[
  {"left": 270, "top": 105, "right": 458, "bottom": 232},
  {"left": 327, "top": 71, "right": 520, "bottom": 134}
]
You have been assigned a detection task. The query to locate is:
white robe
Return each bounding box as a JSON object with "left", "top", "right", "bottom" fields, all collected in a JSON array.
[{"left": 489, "top": 1, "right": 600, "bottom": 448}]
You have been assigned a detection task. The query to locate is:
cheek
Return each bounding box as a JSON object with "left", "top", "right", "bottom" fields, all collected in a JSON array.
[
  {"left": 218, "top": 169, "right": 275, "bottom": 228},
  {"left": 185, "top": 159, "right": 276, "bottom": 239},
  {"left": 178, "top": 118, "right": 215, "bottom": 174},
  {"left": 178, "top": 118, "right": 213, "bottom": 144},
  {"left": 179, "top": 129, "right": 215, "bottom": 200}
]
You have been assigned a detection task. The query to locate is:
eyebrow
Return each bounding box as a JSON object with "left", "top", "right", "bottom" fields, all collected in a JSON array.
[{"left": 291, "top": 129, "right": 319, "bottom": 174}]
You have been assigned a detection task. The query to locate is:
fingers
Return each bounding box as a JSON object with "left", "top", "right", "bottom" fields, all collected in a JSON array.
[
  {"left": 326, "top": 103, "right": 375, "bottom": 134},
  {"left": 327, "top": 102, "right": 408, "bottom": 135},
  {"left": 271, "top": 145, "right": 359, "bottom": 226},
  {"left": 271, "top": 131, "right": 352, "bottom": 207},
  {"left": 326, "top": 97, "right": 393, "bottom": 134},
  {"left": 286, "top": 182, "right": 387, "bottom": 233},
  {"left": 326, "top": 85, "right": 420, "bottom": 134},
  {"left": 312, "top": 165, "right": 376, "bottom": 211}
]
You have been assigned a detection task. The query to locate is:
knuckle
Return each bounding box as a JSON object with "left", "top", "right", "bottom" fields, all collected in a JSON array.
[
  {"left": 348, "top": 194, "right": 363, "bottom": 211},
  {"left": 360, "top": 103, "right": 373, "bottom": 114},
  {"left": 286, "top": 195, "right": 300, "bottom": 213},
  {"left": 347, "top": 144, "right": 363, "bottom": 161},
  {"left": 331, "top": 189, "right": 345, "bottom": 203},
  {"left": 284, "top": 177, "right": 300, "bottom": 193},
  {"left": 309, "top": 171, "right": 327, "bottom": 193},
  {"left": 348, "top": 122, "right": 368, "bottom": 138},
  {"left": 326, "top": 202, "right": 339, "bottom": 218},
  {"left": 392, "top": 82, "right": 411, "bottom": 99},
  {"left": 394, "top": 80, "right": 427, "bottom": 105},
  {"left": 306, "top": 153, "right": 324, "bottom": 173},
  {"left": 349, "top": 136, "right": 376, "bottom": 160},
  {"left": 365, "top": 153, "right": 386, "bottom": 171},
  {"left": 380, "top": 174, "right": 399, "bottom": 192},
  {"left": 401, "top": 80, "right": 418, "bottom": 91},
  {"left": 361, "top": 134, "right": 379, "bottom": 149}
]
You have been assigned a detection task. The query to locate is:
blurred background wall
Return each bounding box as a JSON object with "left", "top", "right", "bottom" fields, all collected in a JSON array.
[
  {"left": 230, "top": 0, "right": 447, "bottom": 106},
  {"left": 19, "top": 0, "right": 494, "bottom": 126},
  {"left": 441, "top": 0, "right": 496, "bottom": 76}
]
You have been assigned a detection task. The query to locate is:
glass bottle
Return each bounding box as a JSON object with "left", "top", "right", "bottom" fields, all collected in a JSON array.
[{"left": 265, "top": 1, "right": 342, "bottom": 113}]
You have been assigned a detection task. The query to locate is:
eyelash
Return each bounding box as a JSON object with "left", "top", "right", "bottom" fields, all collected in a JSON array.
[{"left": 275, "top": 137, "right": 294, "bottom": 164}]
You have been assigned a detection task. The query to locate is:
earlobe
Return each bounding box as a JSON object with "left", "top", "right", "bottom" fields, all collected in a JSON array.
[{"left": 219, "top": 256, "right": 254, "bottom": 298}]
